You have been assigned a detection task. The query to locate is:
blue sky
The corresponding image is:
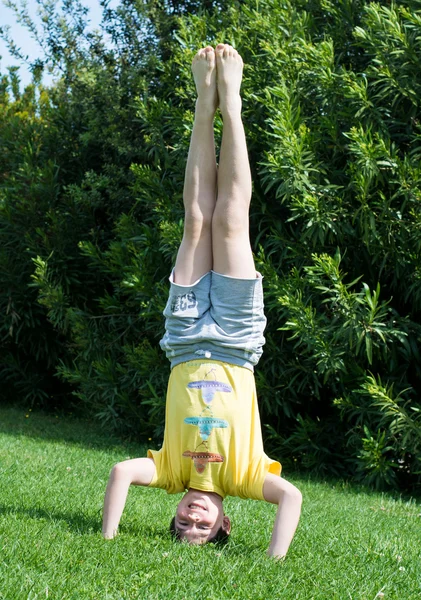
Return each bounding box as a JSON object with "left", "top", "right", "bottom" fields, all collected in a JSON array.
[{"left": 0, "top": 0, "right": 117, "bottom": 87}]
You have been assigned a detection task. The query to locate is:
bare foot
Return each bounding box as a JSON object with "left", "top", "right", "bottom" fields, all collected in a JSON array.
[
  {"left": 215, "top": 44, "right": 243, "bottom": 114},
  {"left": 191, "top": 46, "right": 218, "bottom": 114}
]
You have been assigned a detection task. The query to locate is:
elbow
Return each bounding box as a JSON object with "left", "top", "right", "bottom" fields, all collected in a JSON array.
[
  {"left": 280, "top": 484, "right": 302, "bottom": 507},
  {"left": 291, "top": 485, "right": 303, "bottom": 504},
  {"left": 289, "top": 485, "right": 303, "bottom": 506},
  {"left": 110, "top": 461, "right": 131, "bottom": 482}
]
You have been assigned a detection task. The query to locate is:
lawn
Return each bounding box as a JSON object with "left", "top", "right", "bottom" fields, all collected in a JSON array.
[{"left": 0, "top": 406, "right": 419, "bottom": 600}]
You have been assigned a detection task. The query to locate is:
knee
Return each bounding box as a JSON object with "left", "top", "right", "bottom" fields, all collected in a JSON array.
[
  {"left": 183, "top": 209, "right": 213, "bottom": 240},
  {"left": 212, "top": 202, "right": 249, "bottom": 238}
]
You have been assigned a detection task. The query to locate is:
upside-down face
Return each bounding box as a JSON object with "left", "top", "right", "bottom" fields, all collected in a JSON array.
[{"left": 174, "top": 488, "right": 230, "bottom": 544}]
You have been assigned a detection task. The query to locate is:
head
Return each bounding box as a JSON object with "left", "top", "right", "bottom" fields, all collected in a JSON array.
[{"left": 170, "top": 489, "right": 231, "bottom": 545}]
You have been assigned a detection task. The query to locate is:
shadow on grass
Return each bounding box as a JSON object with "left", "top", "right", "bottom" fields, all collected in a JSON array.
[
  {"left": 0, "top": 502, "right": 101, "bottom": 534},
  {"left": 0, "top": 405, "right": 149, "bottom": 454},
  {"left": 0, "top": 502, "right": 171, "bottom": 540}
]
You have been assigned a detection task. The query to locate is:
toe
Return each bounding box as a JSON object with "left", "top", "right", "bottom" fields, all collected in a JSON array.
[
  {"left": 206, "top": 50, "right": 215, "bottom": 64},
  {"left": 193, "top": 50, "right": 202, "bottom": 63}
]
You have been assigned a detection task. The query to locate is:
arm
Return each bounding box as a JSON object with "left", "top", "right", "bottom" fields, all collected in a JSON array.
[
  {"left": 262, "top": 473, "right": 302, "bottom": 559},
  {"left": 102, "top": 457, "right": 156, "bottom": 539}
]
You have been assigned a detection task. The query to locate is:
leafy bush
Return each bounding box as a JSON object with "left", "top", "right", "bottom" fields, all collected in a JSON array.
[{"left": 2, "top": 0, "right": 421, "bottom": 489}]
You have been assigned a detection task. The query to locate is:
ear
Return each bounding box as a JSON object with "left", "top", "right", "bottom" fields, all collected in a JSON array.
[{"left": 222, "top": 516, "right": 231, "bottom": 533}]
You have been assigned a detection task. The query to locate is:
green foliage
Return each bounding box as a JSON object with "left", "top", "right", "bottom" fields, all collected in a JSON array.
[
  {"left": 356, "top": 426, "right": 398, "bottom": 489},
  {"left": 2, "top": 0, "right": 421, "bottom": 489}
]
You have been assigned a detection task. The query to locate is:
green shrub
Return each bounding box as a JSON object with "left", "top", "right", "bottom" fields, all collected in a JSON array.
[{"left": 2, "top": 0, "right": 421, "bottom": 489}]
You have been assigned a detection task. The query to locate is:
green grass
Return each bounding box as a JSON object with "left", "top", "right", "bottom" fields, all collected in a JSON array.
[{"left": 0, "top": 406, "right": 419, "bottom": 600}]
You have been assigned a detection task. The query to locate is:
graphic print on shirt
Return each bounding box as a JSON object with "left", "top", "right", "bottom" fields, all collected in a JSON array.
[
  {"left": 184, "top": 415, "right": 228, "bottom": 440},
  {"left": 182, "top": 450, "right": 224, "bottom": 474},
  {"left": 183, "top": 366, "right": 232, "bottom": 474},
  {"left": 187, "top": 378, "right": 232, "bottom": 404}
]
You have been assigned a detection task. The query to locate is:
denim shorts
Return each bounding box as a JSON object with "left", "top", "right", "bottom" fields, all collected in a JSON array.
[{"left": 159, "top": 270, "right": 267, "bottom": 371}]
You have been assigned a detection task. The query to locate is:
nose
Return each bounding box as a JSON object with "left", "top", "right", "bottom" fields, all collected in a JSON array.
[{"left": 188, "top": 512, "right": 200, "bottom": 522}]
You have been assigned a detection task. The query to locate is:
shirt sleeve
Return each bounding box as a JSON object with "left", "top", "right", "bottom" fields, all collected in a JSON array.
[
  {"left": 147, "top": 448, "right": 185, "bottom": 494},
  {"left": 237, "top": 455, "right": 282, "bottom": 501}
]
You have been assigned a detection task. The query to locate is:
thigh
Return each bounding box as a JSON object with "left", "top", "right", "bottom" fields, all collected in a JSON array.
[
  {"left": 212, "top": 234, "right": 256, "bottom": 279},
  {"left": 211, "top": 202, "right": 256, "bottom": 278},
  {"left": 174, "top": 225, "right": 213, "bottom": 285}
]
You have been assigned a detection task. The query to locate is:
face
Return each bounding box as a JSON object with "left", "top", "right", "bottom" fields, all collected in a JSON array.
[{"left": 175, "top": 489, "right": 230, "bottom": 544}]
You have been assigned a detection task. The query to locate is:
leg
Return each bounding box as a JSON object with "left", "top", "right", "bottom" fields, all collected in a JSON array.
[
  {"left": 212, "top": 44, "right": 256, "bottom": 279},
  {"left": 174, "top": 46, "right": 218, "bottom": 285}
]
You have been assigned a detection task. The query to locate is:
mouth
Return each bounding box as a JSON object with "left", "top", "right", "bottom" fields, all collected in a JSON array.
[{"left": 189, "top": 502, "right": 206, "bottom": 510}]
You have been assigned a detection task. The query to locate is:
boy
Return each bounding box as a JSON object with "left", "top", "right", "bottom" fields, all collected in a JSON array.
[{"left": 102, "top": 44, "right": 302, "bottom": 558}]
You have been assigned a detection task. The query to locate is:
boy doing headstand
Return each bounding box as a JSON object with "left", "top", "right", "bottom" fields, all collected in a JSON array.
[{"left": 102, "top": 44, "right": 302, "bottom": 558}]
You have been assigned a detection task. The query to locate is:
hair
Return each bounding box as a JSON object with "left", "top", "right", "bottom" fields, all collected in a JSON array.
[{"left": 169, "top": 516, "right": 230, "bottom": 545}]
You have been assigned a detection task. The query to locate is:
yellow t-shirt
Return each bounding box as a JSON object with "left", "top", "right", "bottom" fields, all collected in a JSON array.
[{"left": 147, "top": 360, "right": 281, "bottom": 500}]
